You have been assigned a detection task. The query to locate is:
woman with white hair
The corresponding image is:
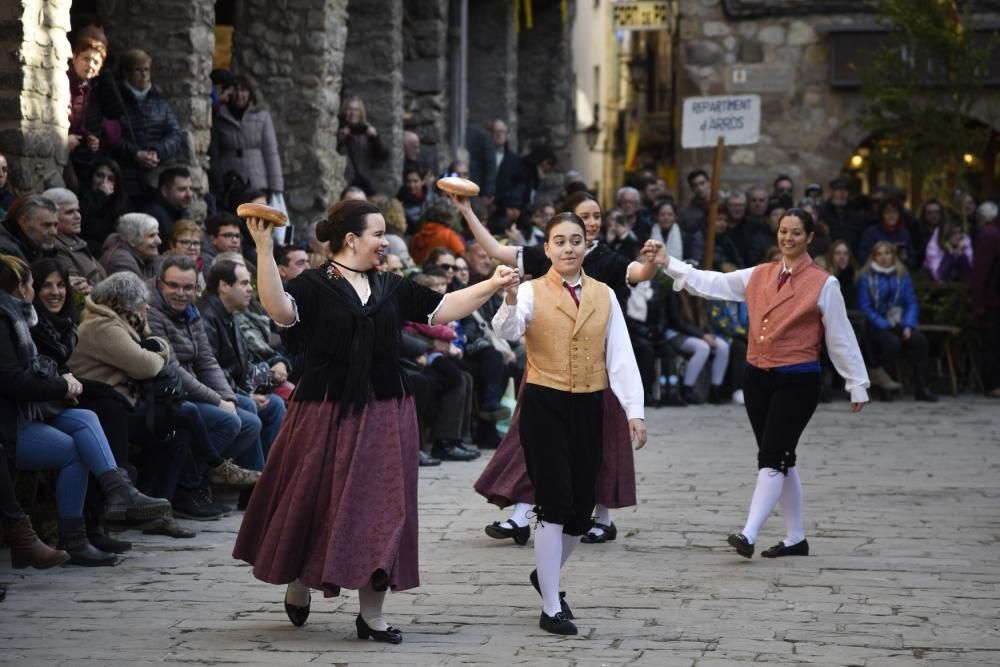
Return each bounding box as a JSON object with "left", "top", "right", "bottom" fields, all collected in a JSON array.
[
  {"left": 100, "top": 213, "right": 161, "bottom": 281},
  {"left": 44, "top": 187, "right": 106, "bottom": 294}
]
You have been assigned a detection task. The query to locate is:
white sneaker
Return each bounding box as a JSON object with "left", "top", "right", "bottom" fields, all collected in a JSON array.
[{"left": 732, "top": 389, "right": 745, "bottom": 405}]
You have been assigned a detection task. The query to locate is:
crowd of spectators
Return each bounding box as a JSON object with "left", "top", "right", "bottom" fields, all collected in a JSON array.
[{"left": 0, "top": 17, "right": 998, "bottom": 587}]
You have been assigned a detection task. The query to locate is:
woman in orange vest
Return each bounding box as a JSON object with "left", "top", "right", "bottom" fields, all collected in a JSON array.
[
  {"left": 493, "top": 212, "right": 646, "bottom": 635},
  {"left": 664, "top": 208, "right": 869, "bottom": 559}
]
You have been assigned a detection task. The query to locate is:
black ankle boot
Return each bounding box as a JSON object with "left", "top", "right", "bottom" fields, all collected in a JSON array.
[
  {"left": 99, "top": 468, "right": 172, "bottom": 522},
  {"left": 85, "top": 512, "right": 132, "bottom": 554},
  {"left": 57, "top": 517, "right": 117, "bottom": 567}
]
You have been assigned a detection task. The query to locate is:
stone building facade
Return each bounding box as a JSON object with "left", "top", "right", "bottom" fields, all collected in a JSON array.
[
  {"left": 2, "top": 0, "right": 576, "bottom": 234},
  {"left": 677, "top": 0, "right": 1000, "bottom": 201}
]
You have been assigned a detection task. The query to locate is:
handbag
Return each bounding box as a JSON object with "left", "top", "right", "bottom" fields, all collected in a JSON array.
[
  {"left": 246, "top": 361, "right": 274, "bottom": 394},
  {"left": 141, "top": 363, "right": 183, "bottom": 442},
  {"left": 30, "top": 355, "right": 70, "bottom": 421}
]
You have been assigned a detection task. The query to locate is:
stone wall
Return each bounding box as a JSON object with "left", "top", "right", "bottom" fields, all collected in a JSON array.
[
  {"left": 98, "top": 0, "right": 215, "bottom": 195},
  {"left": 403, "top": 0, "right": 450, "bottom": 174},
  {"left": 468, "top": 0, "right": 517, "bottom": 147},
  {"left": 233, "top": 0, "right": 349, "bottom": 226},
  {"left": 0, "top": 0, "right": 73, "bottom": 192},
  {"left": 343, "top": 0, "right": 403, "bottom": 195},
  {"left": 517, "top": 0, "right": 574, "bottom": 167}
]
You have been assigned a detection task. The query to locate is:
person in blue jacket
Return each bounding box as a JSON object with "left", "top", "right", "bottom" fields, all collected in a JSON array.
[{"left": 857, "top": 240, "right": 937, "bottom": 402}]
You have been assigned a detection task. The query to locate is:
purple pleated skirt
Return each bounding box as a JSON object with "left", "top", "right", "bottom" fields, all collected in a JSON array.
[{"left": 233, "top": 397, "right": 420, "bottom": 597}]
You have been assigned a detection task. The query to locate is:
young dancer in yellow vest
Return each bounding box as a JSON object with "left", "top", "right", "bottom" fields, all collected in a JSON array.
[
  {"left": 493, "top": 212, "right": 646, "bottom": 635},
  {"left": 664, "top": 208, "right": 869, "bottom": 559}
]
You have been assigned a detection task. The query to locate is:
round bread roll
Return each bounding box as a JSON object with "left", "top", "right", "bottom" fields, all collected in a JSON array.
[
  {"left": 436, "top": 176, "right": 480, "bottom": 197},
  {"left": 236, "top": 202, "right": 289, "bottom": 227}
]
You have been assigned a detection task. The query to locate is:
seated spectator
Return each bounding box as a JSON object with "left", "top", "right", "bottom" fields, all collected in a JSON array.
[
  {"left": 0, "top": 254, "right": 170, "bottom": 566},
  {"left": 70, "top": 271, "right": 258, "bottom": 524},
  {"left": 707, "top": 293, "right": 749, "bottom": 406},
  {"left": 340, "top": 185, "right": 367, "bottom": 202},
  {"left": 147, "top": 256, "right": 264, "bottom": 484},
  {"left": 100, "top": 213, "right": 161, "bottom": 282},
  {"left": 209, "top": 75, "right": 283, "bottom": 199},
  {"left": 275, "top": 244, "right": 310, "bottom": 284},
  {"left": 337, "top": 95, "right": 387, "bottom": 195},
  {"left": 397, "top": 166, "right": 429, "bottom": 235},
  {"left": 65, "top": 25, "right": 108, "bottom": 190},
  {"left": 821, "top": 240, "right": 860, "bottom": 310},
  {"left": 142, "top": 167, "right": 193, "bottom": 247},
  {"left": 114, "top": 49, "right": 185, "bottom": 202},
  {"left": 43, "top": 188, "right": 106, "bottom": 294},
  {"left": 383, "top": 253, "right": 405, "bottom": 277},
  {"left": 0, "top": 195, "right": 59, "bottom": 264},
  {"left": 453, "top": 256, "right": 470, "bottom": 287},
  {"left": 625, "top": 277, "right": 684, "bottom": 407},
  {"left": 515, "top": 202, "right": 547, "bottom": 247},
  {"left": 664, "top": 289, "right": 731, "bottom": 404},
  {"left": 924, "top": 219, "right": 973, "bottom": 283},
  {"left": 0, "top": 153, "right": 16, "bottom": 214},
  {"left": 857, "top": 198, "right": 916, "bottom": 270},
  {"left": 197, "top": 260, "right": 287, "bottom": 466},
  {"left": 857, "top": 241, "right": 937, "bottom": 402},
  {"left": 201, "top": 212, "right": 244, "bottom": 276},
  {"left": 371, "top": 193, "right": 414, "bottom": 265},
  {"left": 650, "top": 199, "right": 707, "bottom": 266},
  {"left": 165, "top": 219, "right": 207, "bottom": 294},
  {"left": 410, "top": 198, "right": 465, "bottom": 265},
  {"left": 425, "top": 247, "right": 460, "bottom": 288},
  {"left": 605, "top": 208, "right": 642, "bottom": 260},
  {"left": 79, "top": 156, "right": 129, "bottom": 256}
]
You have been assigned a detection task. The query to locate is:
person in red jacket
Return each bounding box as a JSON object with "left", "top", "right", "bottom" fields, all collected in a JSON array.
[{"left": 409, "top": 198, "right": 466, "bottom": 265}]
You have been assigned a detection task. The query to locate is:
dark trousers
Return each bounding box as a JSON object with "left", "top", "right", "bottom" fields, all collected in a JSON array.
[
  {"left": 0, "top": 443, "right": 25, "bottom": 523},
  {"left": 869, "top": 326, "right": 929, "bottom": 383},
  {"left": 729, "top": 338, "right": 748, "bottom": 391},
  {"left": 518, "top": 384, "right": 603, "bottom": 536},
  {"left": 978, "top": 311, "right": 1000, "bottom": 392},
  {"left": 128, "top": 400, "right": 221, "bottom": 493},
  {"left": 743, "top": 366, "right": 821, "bottom": 473},
  {"left": 632, "top": 336, "right": 676, "bottom": 400}
]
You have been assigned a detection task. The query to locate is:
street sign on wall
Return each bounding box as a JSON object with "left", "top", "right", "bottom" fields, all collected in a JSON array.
[
  {"left": 681, "top": 95, "right": 761, "bottom": 148},
  {"left": 612, "top": 1, "right": 671, "bottom": 31}
]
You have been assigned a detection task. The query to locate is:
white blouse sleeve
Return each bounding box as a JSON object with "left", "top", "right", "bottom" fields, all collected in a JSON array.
[
  {"left": 817, "top": 277, "right": 870, "bottom": 403},
  {"left": 491, "top": 282, "right": 534, "bottom": 341},
  {"left": 664, "top": 258, "right": 755, "bottom": 302},
  {"left": 604, "top": 286, "right": 645, "bottom": 421}
]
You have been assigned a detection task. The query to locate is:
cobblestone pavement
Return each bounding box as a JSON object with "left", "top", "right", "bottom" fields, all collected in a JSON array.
[{"left": 1, "top": 397, "right": 998, "bottom": 666}]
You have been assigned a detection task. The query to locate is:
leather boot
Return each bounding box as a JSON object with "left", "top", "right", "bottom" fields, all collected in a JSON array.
[
  {"left": 913, "top": 364, "right": 939, "bottom": 403},
  {"left": 869, "top": 366, "right": 902, "bottom": 391},
  {"left": 85, "top": 510, "right": 132, "bottom": 554},
  {"left": 56, "top": 517, "right": 117, "bottom": 567},
  {"left": 7, "top": 517, "right": 70, "bottom": 569},
  {"left": 98, "top": 468, "right": 172, "bottom": 522}
]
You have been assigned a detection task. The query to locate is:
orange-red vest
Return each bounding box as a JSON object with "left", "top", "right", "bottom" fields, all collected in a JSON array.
[{"left": 745, "top": 258, "right": 829, "bottom": 368}]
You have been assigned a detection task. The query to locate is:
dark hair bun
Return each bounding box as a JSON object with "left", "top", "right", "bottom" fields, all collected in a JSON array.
[{"left": 319, "top": 200, "right": 382, "bottom": 250}]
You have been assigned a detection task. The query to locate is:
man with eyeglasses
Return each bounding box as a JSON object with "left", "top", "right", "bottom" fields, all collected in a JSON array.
[
  {"left": 147, "top": 255, "right": 264, "bottom": 517},
  {"left": 201, "top": 212, "right": 245, "bottom": 279}
]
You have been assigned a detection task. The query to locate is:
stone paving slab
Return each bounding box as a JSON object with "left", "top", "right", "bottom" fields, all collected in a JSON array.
[{"left": 1, "top": 397, "right": 998, "bottom": 665}]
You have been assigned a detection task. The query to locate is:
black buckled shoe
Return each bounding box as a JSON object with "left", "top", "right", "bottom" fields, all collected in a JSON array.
[
  {"left": 484, "top": 520, "right": 530, "bottom": 545},
  {"left": 727, "top": 532, "right": 754, "bottom": 558},
  {"left": 761, "top": 539, "right": 809, "bottom": 558},
  {"left": 581, "top": 521, "right": 617, "bottom": 544},
  {"left": 356, "top": 614, "right": 403, "bottom": 644},
  {"left": 529, "top": 569, "right": 572, "bottom": 619},
  {"left": 418, "top": 450, "right": 442, "bottom": 467},
  {"left": 284, "top": 591, "right": 310, "bottom": 627},
  {"left": 432, "top": 442, "right": 479, "bottom": 461},
  {"left": 539, "top": 611, "right": 577, "bottom": 635}
]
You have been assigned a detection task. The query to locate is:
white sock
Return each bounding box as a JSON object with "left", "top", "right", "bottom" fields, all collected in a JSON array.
[
  {"left": 508, "top": 502, "right": 532, "bottom": 528},
  {"left": 358, "top": 583, "right": 389, "bottom": 631},
  {"left": 285, "top": 579, "right": 310, "bottom": 606},
  {"left": 534, "top": 520, "right": 564, "bottom": 616},
  {"left": 740, "top": 468, "right": 785, "bottom": 544},
  {"left": 779, "top": 466, "right": 805, "bottom": 546},
  {"left": 589, "top": 504, "right": 612, "bottom": 536},
  {"left": 561, "top": 533, "right": 580, "bottom": 566}
]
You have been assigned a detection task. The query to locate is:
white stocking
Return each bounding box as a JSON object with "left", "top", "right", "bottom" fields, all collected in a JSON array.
[
  {"left": 358, "top": 583, "right": 388, "bottom": 631},
  {"left": 561, "top": 533, "right": 580, "bottom": 566},
  {"left": 533, "top": 520, "right": 564, "bottom": 616},
  {"left": 740, "top": 467, "right": 785, "bottom": 544},
  {"left": 508, "top": 502, "right": 532, "bottom": 528},
  {"left": 779, "top": 466, "right": 805, "bottom": 546},
  {"left": 285, "top": 579, "right": 310, "bottom": 606}
]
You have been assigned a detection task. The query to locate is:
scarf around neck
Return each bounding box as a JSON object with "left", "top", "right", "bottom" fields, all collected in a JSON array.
[{"left": 123, "top": 80, "right": 152, "bottom": 102}]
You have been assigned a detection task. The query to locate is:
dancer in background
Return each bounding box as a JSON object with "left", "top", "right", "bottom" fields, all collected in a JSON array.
[
  {"left": 493, "top": 212, "right": 645, "bottom": 634},
  {"left": 663, "top": 208, "right": 868, "bottom": 558}
]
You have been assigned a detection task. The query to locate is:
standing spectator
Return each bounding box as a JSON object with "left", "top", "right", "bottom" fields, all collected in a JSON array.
[
  {"left": 210, "top": 68, "right": 236, "bottom": 116},
  {"left": 615, "top": 186, "right": 649, "bottom": 240},
  {"left": 402, "top": 130, "right": 427, "bottom": 179},
  {"left": 99, "top": 213, "right": 161, "bottom": 282},
  {"left": 65, "top": 25, "right": 108, "bottom": 190},
  {"left": 770, "top": 174, "right": 795, "bottom": 210},
  {"left": 924, "top": 219, "right": 973, "bottom": 283},
  {"left": 209, "top": 76, "right": 284, "bottom": 202},
  {"left": 79, "top": 156, "right": 129, "bottom": 256},
  {"left": 857, "top": 199, "right": 917, "bottom": 270},
  {"left": 337, "top": 96, "right": 387, "bottom": 195},
  {"left": 0, "top": 196, "right": 59, "bottom": 264},
  {"left": 818, "top": 177, "right": 864, "bottom": 249},
  {"left": 650, "top": 199, "right": 706, "bottom": 266},
  {"left": 465, "top": 124, "right": 497, "bottom": 200},
  {"left": 492, "top": 119, "right": 521, "bottom": 206},
  {"left": 857, "top": 241, "right": 937, "bottom": 402},
  {"left": 970, "top": 201, "right": 1000, "bottom": 397},
  {"left": 142, "top": 167, "right": 193, "bottom": 247},
  {"left": 605, "top": 208, "right": 642, "bottom": 260},
  {"left": 397, "top": 166, "right": 429, "bottom": 235},
  {"left": 114, "top": 49, "right": 184, "bottom": 202},
  {"left": 0, "top": 153, "right": 16, "bottom": 215},
  {"left": 912, "top": 198, "right": 946, "bottom": 268},
  {"left": 745, "top": 185, "right": 770, "bottom": 227},
  {"left": 409, "top": 198, "right": 465, "bottom": 265},
  {"left": 725, "top": 192, "right": 772, "bottom": 268},
  {"left": 679, "top": 169, "right": 711, "bottom": 236},
  {"left": 44, "top": 188, "right": 106, "bottom": 294},
  {"left": 519, "top": 146, "right": 556, "bottom": 207}
]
